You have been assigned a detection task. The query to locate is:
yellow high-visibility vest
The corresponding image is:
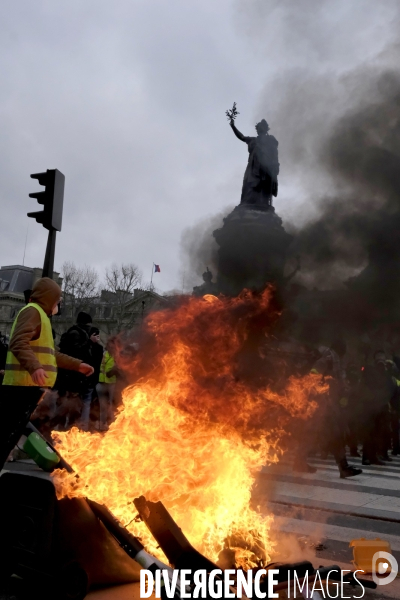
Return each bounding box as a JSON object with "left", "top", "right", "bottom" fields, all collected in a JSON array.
[
  {"left": 3, "top": 302, "right": 57, "bottom": 387},
  {"left": 98, "top": 351, "right": 116, "bottom": 384}
]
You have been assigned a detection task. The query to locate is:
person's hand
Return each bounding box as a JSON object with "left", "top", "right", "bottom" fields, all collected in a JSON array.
[
  {"left": 31, "top": 368, "right": 49, "bottom": 386},
  {"left": 90, "top": 334, "right": 100, "bottom": 343},
  {"left": 79, "top": 363, "right": 94, "bottom": 376}
]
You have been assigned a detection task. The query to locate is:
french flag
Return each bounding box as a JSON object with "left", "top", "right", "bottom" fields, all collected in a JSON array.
[{"left": 154, "top": 264, "right": 161, "bottom": 273}]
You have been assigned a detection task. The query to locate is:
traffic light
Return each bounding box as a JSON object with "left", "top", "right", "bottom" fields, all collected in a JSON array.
[{"left": 27, "top": 169, "right": 65, "bottom": 231}]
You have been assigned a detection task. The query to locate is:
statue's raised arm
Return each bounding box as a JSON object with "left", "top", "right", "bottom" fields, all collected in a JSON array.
[
  {"left": 226, "top": 103, "right": 279, "bottom": 208},
  {"left": 230, "top": 120, "right": 248, "bottom": 143}
]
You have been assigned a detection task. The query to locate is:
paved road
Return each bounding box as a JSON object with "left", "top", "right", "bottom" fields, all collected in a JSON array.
[
  {"left": 255, "top": 451, "right": 400, "bottom": 598},
  {"left": 3, "top": 456, "right": 400, "bottom": 598}
]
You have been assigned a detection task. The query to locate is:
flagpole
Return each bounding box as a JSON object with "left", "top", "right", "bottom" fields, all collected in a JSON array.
[
  {"left": 150, "top": 262, "right": 154, "bottom": 290},
  {"left": 22, "top": 222, "right": 29, "bottom": 266}
]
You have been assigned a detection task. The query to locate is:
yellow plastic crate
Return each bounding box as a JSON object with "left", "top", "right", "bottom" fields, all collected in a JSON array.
[{"left": 350, "top": 538, "right": 392, "bottom": 574}]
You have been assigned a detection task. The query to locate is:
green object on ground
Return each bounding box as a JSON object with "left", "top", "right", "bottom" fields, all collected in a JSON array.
[{"left": 23, "top": 432, "right": 60, "bottom": 471}]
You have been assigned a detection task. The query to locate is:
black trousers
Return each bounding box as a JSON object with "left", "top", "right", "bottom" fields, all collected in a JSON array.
[
  {"left": 0, "top": 385, "right": 44, "bottom": 470},
  {"left": 361, "top": 407, "right": 391, "bottom": 460},
  {"left": 392, "top": 412, "right": 400, "bottom": 452},
  {"left": 315, "top": 403, "right": 348, "bottom": 464}
]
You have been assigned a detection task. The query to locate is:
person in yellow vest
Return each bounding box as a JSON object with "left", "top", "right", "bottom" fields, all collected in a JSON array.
[
  {"left": 3, "top": 277, "right": 94, "bottom": 387},
  {"left": 96, "top": 346, "right": 117, "bottom": 431}
]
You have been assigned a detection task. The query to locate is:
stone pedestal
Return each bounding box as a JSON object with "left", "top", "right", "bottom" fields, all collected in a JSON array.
[{"left": 213, "top": 204, "right": 292, "bottom": 296}]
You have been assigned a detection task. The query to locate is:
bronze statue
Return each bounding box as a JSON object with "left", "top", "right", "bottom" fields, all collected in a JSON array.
[
  {"left": 226, "top": 103, "right": 279, "bottom": 207},
  {"left": 192, "top": 267, "right": 217, "bottom": 297}
]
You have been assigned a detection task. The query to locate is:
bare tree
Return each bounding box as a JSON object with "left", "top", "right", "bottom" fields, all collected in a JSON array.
[
  {"left": 104, "top": 263, "right": 142, "bottom": 331},
  {"left": 61, "top": 261, "right": 99, "bottom": 327}
]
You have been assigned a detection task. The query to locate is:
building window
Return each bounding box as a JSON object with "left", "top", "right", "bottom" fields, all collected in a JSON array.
[{"left": 10, "top": 307, "right": 17, "bottom": 319}]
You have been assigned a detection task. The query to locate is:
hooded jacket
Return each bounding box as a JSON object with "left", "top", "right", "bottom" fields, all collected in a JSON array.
[{"left": 9, "top": 278, "right": 81, "bottom": 375}]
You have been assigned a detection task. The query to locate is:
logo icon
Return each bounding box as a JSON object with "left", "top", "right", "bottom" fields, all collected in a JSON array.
[{"left": 372, "top": 551, "right": 398, "bottom": 586}]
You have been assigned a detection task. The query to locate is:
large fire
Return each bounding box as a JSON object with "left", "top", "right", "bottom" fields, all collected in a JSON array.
[{"left": 52, "top": 287, "right": 327, "bottom": 567}]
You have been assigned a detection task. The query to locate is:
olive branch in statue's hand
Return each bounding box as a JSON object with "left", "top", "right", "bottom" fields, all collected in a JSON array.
[{"left": 226, "top": 102, "right": 239, "bottom": 123}]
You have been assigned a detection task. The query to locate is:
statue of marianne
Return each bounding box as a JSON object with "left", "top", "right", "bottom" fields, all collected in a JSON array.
[{"left": 229, "top": 113, "right": 279, "bottom": 207}]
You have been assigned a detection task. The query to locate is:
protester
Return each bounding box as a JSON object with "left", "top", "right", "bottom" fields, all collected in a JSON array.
[
  {"left": 309, "top": 340, "right": 362, "bottom": 478},
  {"left": 0, "top": 331, "right": 7, "bottom": 385},
  {"left": 88, "top": 326, "right": 104, "bottom": 389},
  {"left": 57, "top": 311, "right": 97, "bottom": 431},
  {"left": 96, "top": 343, "right": 117, "bottom": 431},
  {"left": 86, "top": 326, "right": 104, "bottom": 429},
  {"left": 384, "top": 355, "right": 400, "bottom": 456},
  {"left": 0, "top": 278, "right": 94, "bottom": 465},
  {"left": 360, "top": 350, "right": 397, "bottom": 465},
  {"left": 345, "top": 362, "right": 364, "bottom": 457},
  {"left": 2, "top": 279, "right": 93, "bottom": 387}
]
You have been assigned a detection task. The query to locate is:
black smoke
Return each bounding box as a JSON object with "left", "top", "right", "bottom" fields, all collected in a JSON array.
[
  {"left": 180, "top": 208, "right": 231, "bottom": 291},
  {"left": 283, "top": 68, "right": 400, "bottom": 293}
]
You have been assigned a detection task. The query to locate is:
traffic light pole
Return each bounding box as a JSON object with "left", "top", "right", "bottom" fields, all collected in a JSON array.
[
  {"left": 27, "top": 168, "right": 64, "bottom": 281},
  {"left": 42, "top": 228, "right": 56, "bottom": 279}
]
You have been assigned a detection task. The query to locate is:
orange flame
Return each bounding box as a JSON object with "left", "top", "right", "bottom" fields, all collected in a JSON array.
[{"left": 52, "top": 287, "right": 327, "bottom": 567}]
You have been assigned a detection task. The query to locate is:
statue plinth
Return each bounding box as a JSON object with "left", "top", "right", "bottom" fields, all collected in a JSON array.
[{"left": 213, "top": 204, "right": 292, "bottom": 296}]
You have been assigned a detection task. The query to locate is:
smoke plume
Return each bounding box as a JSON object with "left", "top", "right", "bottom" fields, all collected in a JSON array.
[
  {"left": 180, "top": 208, "right": 232, "bottom": 291},
  {"left": 264, "top": 66, "right": 400, "bottom": 294}
]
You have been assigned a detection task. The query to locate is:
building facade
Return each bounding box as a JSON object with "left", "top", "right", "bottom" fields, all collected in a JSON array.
[
  {"left": 0, "top": 265, "right": 169, "bottom": 343},
  {"left": 53, "top": 287, "right": 169, "bottom": 343},
  {"left": 0, "top": 265, "right": 62, "bottom": 338}
]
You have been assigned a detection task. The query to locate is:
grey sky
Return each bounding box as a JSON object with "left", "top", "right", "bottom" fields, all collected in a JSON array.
[{"left": 0, "top": 1, "right": 398, "bottom": 292}]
